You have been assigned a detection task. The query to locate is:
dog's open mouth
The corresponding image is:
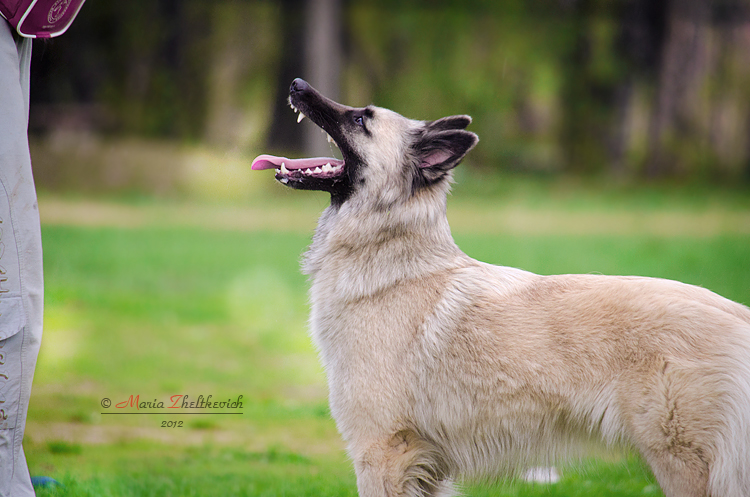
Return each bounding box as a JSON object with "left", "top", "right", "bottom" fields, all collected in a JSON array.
[
  {"left": 251, "top": 79, "right": 358, "bottom": 202},
  {"left": 251, "top": 154, "right": 345, "bottom": 184},
  {"left": 251, "top": 100, "right": 345, "bottom": 186}
]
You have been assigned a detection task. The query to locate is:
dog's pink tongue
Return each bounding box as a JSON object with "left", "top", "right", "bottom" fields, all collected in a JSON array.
[{"left": 251, "top": 154, "right": 343, "bottom": 170}]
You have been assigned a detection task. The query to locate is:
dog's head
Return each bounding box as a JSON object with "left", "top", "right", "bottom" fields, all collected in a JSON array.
[{"left": 252, "top": 79, "right": 478, "bottom": 208}]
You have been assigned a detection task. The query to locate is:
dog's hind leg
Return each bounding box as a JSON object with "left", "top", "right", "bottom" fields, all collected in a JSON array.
[
  {"left": 353, "top": 431, "right": 455, "bottom": 497},
  {"left": 628, "top": 364, "right": 714, "bottom": 497},
  {"left": 639, "top": 447, "right": 709, "bottom": 497}
]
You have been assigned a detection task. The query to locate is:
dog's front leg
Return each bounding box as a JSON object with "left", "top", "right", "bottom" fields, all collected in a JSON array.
[{"left": 352, "top": 431, "right": 455, "bottom": 497}]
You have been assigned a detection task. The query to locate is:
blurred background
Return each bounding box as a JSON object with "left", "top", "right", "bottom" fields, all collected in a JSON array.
[
  {"left": 28, "top": 0, "right": 750, "bottom": 197},
  {"left": 21, "top": 1, "right": 750, "bottom": 496}
]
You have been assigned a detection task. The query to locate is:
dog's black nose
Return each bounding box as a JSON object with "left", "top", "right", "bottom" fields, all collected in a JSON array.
[{"left": 290, "top": 78, "right": 310, "bottom": 94}]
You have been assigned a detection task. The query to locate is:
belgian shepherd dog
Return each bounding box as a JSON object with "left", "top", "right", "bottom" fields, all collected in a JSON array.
[{"left": 252, "top": 78, "right": 750, "bottom": 497}]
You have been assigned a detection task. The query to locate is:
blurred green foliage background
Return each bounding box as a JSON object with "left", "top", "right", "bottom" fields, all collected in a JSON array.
[{"left": 27, "top": 0, "right": 750, "bottom": 194}]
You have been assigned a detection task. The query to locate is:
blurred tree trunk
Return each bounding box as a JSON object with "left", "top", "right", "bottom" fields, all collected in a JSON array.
[
  {"left": 609, "top": 0, "right": 666, "bottom": 175},
  {"left": 204, "top": 2, "right": 252, "bottom": 149},
  {"left": 645, "top": 0, "right": 711, "bottom": 177},
  {"left": 265, "top": 0, "right": 342, "bottom": 158},
  {"left": 713, "top": 3, "right": 750, "bottom": 179},
  {"left": 204, "top": 2, "right": 281, "bottom": 151},
  {"left": 267, "top": 0, "right": 306, "bottom": 153},
  {"left": 303, "top": 0, "right": 342, "bottom": 157},
  {"left": 559, "top": 0, "right": 620, "bottom": 175}
]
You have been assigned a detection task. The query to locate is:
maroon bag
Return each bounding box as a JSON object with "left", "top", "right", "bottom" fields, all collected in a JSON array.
[{"left": 0, "top": 0, "right": 86, "bottom": 38}]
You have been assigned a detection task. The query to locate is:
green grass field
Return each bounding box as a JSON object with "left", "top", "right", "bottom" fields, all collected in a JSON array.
[{"left": 26, "top": 179, "right": 750, "bottom": 496}]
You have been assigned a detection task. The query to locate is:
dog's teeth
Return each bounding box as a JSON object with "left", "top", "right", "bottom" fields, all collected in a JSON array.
[
  {"left": 303, "top": 168, "right": 313, "bottom": 175},
  {"left": 275, "top": 168, "right": 281, "bottom": 174},
  {"left": 280, "top": 177, "right": 289, "bottom": 184},
  {"left": 322, "top": 163, "right": 333, "bottom": 173},
  {"left": 327, "top": 134, "right": 334, "bottom": 144},
  {"left": 280, "top": 163, "right": 289, "bottom": 175},
  {"left": 314, "top": 167, "right": 322, "bottom": 174},
  {"left": 297, "top": 112, "right": 305, "bottom": 123}
]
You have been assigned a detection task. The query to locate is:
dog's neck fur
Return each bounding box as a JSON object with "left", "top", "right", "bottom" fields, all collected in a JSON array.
[{"left": 303, "top": 178, "right": 467, "bottom": 301}]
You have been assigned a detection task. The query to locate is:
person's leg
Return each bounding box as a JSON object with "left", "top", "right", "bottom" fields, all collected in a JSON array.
[{"left": 0, "top": 22, "right": 43, "bottom": 497}]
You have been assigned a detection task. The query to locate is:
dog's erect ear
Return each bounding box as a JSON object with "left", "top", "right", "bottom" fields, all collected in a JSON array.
[
  {"left": 415, "top": 127, "right": 479, "bottom": 185},
  {"left": 426, "top": 115, "right": 472, "bottom": 132}
]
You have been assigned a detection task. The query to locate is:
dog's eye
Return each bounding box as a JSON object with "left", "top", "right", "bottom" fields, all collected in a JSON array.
[{"left": 354, "top": 115, "right": 364, "bottom": 127}]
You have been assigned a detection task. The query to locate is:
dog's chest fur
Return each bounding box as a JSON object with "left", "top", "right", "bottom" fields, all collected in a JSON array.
[
  {"left": 303, "top": 203, "right": 466, "bottom": 435},
  {"left": 302, "top": 203, "right": 543, "bottom": 447}
]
